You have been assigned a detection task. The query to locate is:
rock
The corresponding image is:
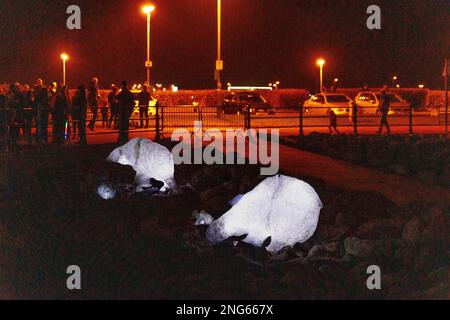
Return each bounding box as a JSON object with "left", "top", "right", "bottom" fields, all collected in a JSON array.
[
  {"left": 270, "top": 246, "right": 298, "bottom": 261},
  {"left": 402, "top": 216, "right": 425, "bottom": 243},
  {"left": 313, "top": 224, "right": 349, "bottom": 243},
  {"left": 355, "top": 219, "right": 403, "bottom": 240},
  {"left": 192, "top": 210, "right": 215, "bottom": 226},
  {"left": 307, "top": 241, "right": 342, "bottom": 260},
  {"left": 344, "top": 237, "right": 374, "bottom": 258},
  {"left": 335, "top": 212, "right": 360, "bottom": 228},
  {"left": 206, "top": 175, "right": 323, "bottom": 253},
  {"left": 97, "top": 183, "right": 117, "bottom": 200}
]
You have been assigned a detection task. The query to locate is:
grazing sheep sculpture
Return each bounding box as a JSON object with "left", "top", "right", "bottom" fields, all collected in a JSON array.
[
  {"left": 106, "top": 138, "right": 176, "bottom": 192},
  {"left": 206, "top": 174, "right": 322, "bottom": 253}
]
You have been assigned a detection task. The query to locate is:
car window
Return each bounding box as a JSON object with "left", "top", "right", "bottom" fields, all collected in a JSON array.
[
  {"left": 311, "top": 95, "right": 325, "bottom": 104},
  {"left": 358, "top": 93, "right": 376, "bottom": 103},
  {"left": 326, "top": 95, "right": 350, "bottom": 103},
  {"left": 239, "top": 94, "right": 266, "bottom": 103}
]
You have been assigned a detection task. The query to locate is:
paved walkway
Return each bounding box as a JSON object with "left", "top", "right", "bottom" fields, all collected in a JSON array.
[{"left": 277, "top": 143, "right": 450, "bottom": 205}]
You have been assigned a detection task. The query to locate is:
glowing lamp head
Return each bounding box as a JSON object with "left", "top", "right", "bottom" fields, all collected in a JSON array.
[
  {"left": 393, "top": 76, "right": 398, "bottom": 80},
  {"left": 316, "top": 58, "right": 325, "bottom": 67},
  {"left": 60, "top": 53, "right": 69, "bottom": 61},
  {"left": 418, "top": 84, "right": 424, "bottom": 89},
  {"left": 142, "top": 5, "right": 155, "bottom": 14}
]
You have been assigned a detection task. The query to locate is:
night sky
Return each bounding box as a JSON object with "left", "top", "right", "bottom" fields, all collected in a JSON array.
[{"left": 0, "top": 0, "right": 448, "bottom": 90}]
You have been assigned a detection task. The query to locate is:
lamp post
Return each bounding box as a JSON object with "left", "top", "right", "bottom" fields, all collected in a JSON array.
[
  {"left": 316, "top": 58, "right": 325, "bottom": 93},
  {"left": 216, "top": 0, "right": 223, "bottom": 90},
  {"left": 60, "top": 53, "right": 69, "bottom": 85},
  {"left": 142, "top": 4, "right": 155, "bottom": 85}
]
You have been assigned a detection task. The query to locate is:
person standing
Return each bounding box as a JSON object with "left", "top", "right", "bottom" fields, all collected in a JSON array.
[
  {"left": 34, "top": 81, "right": 51, "bottom": 144},
  {"left": 52, "top": 84, "right": 70, "bottom": 145},
  {"left": 117, "top": 81, "right": 134, "bottom": 143},
  {"left": 71, "top": 84, "right": 87, "bottom": 144},
  {"left": 87, "top": 78, "right": 99, "bottom": 131},
  {"left": 4, "top": 84, "right": 21, "bottom": 151},
  {"left": 108, "top": 84, "right": 119, "bottom": 129},
  {"left": 138, "top": 84, "right": 151, "bottom": 128},
  {"left": 22, "top": 84, "right": 33, "bottom": 143},
  {"left": 0, "top": 88, "right": 7, "bottom": 151},
  {"left": 378, "top": 85, "right": 391, "bottom": 135}
]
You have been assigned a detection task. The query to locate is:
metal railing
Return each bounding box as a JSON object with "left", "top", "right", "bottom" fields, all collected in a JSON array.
[{"left": 1, "top": 103, "right": 448, "bottom": 152}]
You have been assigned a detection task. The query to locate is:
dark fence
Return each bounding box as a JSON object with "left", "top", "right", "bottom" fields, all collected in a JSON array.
[{"left": 1, "top": 103, "right": 449, "bottom": 152}]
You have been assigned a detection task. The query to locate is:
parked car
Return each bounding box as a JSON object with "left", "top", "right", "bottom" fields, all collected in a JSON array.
[
  {"left": 222, "top": 92, "right": 275, "bottom": 115},
  {"left": 355, "top": 91, "right": 410, "bottom": 114},
  {"left": 303, "top": 93, "right": 353, "bottom": 115}
]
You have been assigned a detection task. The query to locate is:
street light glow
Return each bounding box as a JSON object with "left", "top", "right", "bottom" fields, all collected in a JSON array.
[
  {"left": 142, "top": 4, "right": 155, "bottom": 14},
  {"left": 60, "top": 53, "right": 69, "bottom": 61},
  {"left": 316, "top": 58, "right": 325, "bottom": 66}
]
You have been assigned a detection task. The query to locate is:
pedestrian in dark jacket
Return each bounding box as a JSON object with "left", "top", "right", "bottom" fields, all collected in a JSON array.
[
  {"left": 87, "top": 78, "right": 99, "bottom": 131},
  {"left": 117, "top": 81, "right": 134, "bottom": 143},
  {"left": 138, "top": 84, "right": 151, "bottom": 128},
  {"left": 34, "top": 81, "right": 52, "bottom": 144},
  {"left": 52, "top": 84, "right": 70, "bottom": 145},
  {"left": 71, "top": 84, "right": 87, "bottom": 144},
  {"left": 377, "top": 85, "right": 391, "bottom": 135},
  {"left": 22, "top": 84, "right": 34, "bottom": 143},
  {"left": 108, "top": 84, "right": 119, "bottom": 129},
  {"left": 0, "top": 88, "right": 7, "bottom": 151},
  {"left": 328, "top": 109, "right": 340, "bottom": 134}
]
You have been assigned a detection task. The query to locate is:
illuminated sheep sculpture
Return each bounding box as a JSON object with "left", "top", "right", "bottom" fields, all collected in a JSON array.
[
  {"left": 106, "top": 138, "right": 176, "bottom": 192},
  {"left": 206, "top": 175, "right": 323, "bottom": 253}
]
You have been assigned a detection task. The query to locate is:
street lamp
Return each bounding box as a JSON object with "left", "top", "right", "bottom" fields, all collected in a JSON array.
[
  {"left": 215, "top": 0, "right": 223, "bottom": 90},
  {"left": 60, "top": 53, "right": 69, "bottom": 85},
  {"left": 142, "top": 4, "right": 155, "bottom": 85},
  {"left": 316, "top": 58, "right": 325, "bottom": 93}
]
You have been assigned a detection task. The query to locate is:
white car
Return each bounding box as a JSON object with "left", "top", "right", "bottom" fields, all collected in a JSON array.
[
  {"left": 303, "top": 93, "right": 353, "bottom": 115},
  {"left": 355, "top": 91, "right": 411, "bottom": 115}
]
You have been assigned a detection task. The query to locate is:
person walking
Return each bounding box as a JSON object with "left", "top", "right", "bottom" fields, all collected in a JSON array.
[
  {"left": 377, "top": 85, "right": 391, "bottom": 135},
  {"left": 328, "top": 109, "right": 340, "bottom": 134},
  {"left": 52, "top": 84, "right": 70, "bottom": 145},
  {"left": 117, "top": 81, "right": 134, "bottom": 144},
  {"left": 87, "top": 78, "right": 99, "bottom": 131},
  {"left": 138, "top": 84, "right": 151, "bottom": 128},
  {"left": 108, "top": 84, "right": 119, "bottom": 129}
]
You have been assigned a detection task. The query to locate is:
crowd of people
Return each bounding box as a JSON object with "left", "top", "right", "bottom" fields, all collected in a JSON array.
[{"left": 0, "top": 78, "right": 154, "bottom": 151}]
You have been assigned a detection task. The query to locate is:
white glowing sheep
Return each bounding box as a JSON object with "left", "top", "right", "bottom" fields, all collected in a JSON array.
[
  {"left": 206, "top": 175, "right": 322, "bottom": 253},
  {"left": 106, "top": 138, "right": 176, "bottom": 191}
]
